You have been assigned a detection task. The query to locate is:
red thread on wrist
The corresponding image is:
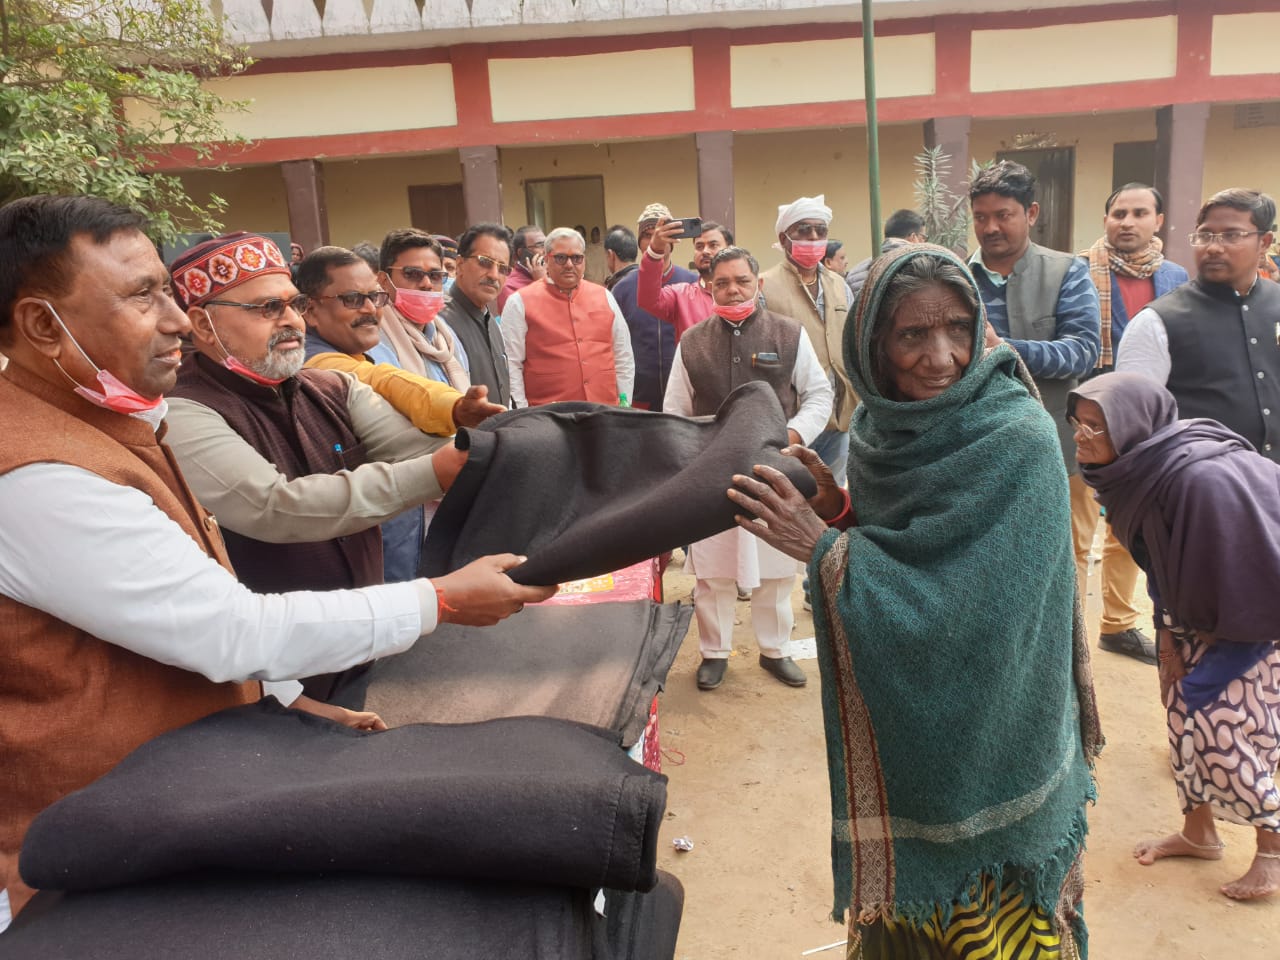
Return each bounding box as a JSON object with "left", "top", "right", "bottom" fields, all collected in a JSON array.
[{"left": 433, "top": 583, "right": 459, "bottom": 623}]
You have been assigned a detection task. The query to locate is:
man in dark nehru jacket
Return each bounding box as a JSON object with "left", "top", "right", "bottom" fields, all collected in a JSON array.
[
  {"left": 0, "top": 197, "right": 549, "bottom": 930},
  {"left": 1118, "top": 187, "right": 1280, "bottom": 463},
  {"left": 164, "top": 231, "right": 502, "bottom": 702},
  {"left": 664, "top": 246, "right": 832, "bottom": 692}
]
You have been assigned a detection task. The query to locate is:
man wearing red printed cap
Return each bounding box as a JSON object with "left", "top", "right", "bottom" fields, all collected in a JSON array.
[
  {"left": 0, "top": 198, "right": 551, "bottom": 930},
  {"left": 165, "top": 231, "right": 506, "bottom": 703}
]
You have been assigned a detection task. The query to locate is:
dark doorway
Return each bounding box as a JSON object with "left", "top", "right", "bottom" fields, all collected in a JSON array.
[
  {"left": 408, "top": 183, "right": 466, "bottom": 239},
  {"left": 1112, "top": 140, "right": 1157, "bottom": 192},
  {"left": 996, "top": 147, "right": 1075, "bottom": 252}
]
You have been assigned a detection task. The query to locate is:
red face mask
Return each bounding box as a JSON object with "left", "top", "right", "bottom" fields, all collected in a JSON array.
[
  {"left": 788, "top": 239, "right": 828, "bottom": 269},
  {"left": 44, "top": 300, "right": 164, "bottom": 415},
  {"left": 712, "top": 286, "right": 760, "bottom": 323},
  {"left": 395, "top": 287, "right": 445, "bottom": 325},
  {"left": 205, "top": 313, "right": 288, "bottom": 386}
]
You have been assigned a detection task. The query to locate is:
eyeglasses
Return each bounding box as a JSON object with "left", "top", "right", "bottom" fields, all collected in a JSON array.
[
  {"left": 460, "top": 254, "right": 512, "bottom": 276},
  {"left": 1189, "top": 230, "right": 1265, "bottom": 247},
  {"left": 205, "top": 295, "right": 311, "bottom": 320},
  {"left": 317, "top": 290, "right": 391, "bottom": 310},
  {"left": 1068, "top": 417, "right": 1106, "bottom": 440},
  {"left": 549, "top": 253, "right": 586, "bottom": 266},
  {"left": 389, "top": 266, "right": 446, "bottom": 285},
  {"left": 787, "top": 222, "right": 830, "bottom": 240}
]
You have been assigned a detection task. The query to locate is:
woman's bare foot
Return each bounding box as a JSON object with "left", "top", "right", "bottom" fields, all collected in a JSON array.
[
  {"left": 1221, "top": 853, "right": 1280, "bottom": 900},
  {"left": 1133, "top": 831, "right": 1224, "bottom": 865}
]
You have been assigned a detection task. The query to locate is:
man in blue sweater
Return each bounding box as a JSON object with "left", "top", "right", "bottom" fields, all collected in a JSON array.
[{"left": 968, "top": 159, "right": 1101, "bottom": 614}]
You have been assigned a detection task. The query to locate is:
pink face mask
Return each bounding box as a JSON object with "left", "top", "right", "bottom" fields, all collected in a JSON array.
[
  {"left": 395, "top": 286, "right": 445, "bottom": 326},
  {"left": 203, "top": 313, "right": 288, "bottom": 386},
  {"left": 222, "top": 354, "right": 286, "bottom": 387},
  {"left": 788, "top": 239, "right": 828, "bottom": 269},
  {"left": 44, "top": 300, "right": 165, "bottom": 415},
  {"left": 712, "top": 291, "right": 759, "bottom": 323}
]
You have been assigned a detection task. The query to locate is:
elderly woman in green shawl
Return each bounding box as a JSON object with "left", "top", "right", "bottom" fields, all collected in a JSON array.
[{"left": 729, "top": 243, "right": 1103, "bottom": 959}]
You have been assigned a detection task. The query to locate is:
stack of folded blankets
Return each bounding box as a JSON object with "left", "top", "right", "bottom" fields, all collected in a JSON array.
[{"left": 7, "top": 700, "right": 684, "bottom": 959}]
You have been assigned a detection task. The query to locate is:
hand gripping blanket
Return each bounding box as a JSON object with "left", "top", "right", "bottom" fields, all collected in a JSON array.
[
  {"left": 420, "top": 381, "right": 817, "bottom": 585},
  {"left": 20, "top": 700, "right": 666, "bottom": 894},
  {"left": 365, "top": 600, "right": 690, "bottom": 748},
  {"left": 2, "top": 870, "right": 686, "bottom": 960},
  {"left": 809, "top": 244, "right": 1103, "bottom": 943}
]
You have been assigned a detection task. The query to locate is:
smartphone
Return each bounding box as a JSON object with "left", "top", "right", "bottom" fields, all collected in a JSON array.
[{"left": 674, "top": 216, "right": 702, "bottom": 239}]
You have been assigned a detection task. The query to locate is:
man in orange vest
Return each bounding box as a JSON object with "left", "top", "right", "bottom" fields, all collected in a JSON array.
[
  {"left": 0, "top": 195, "right": 553, "bottom": 930},
  {"left": 500, "top": 227, "right": 635, "bottom": 406}
]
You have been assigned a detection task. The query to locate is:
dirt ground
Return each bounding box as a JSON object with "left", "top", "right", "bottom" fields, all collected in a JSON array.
[{"left": 653, "top": 553, "right": 1280, "bottom": 959}]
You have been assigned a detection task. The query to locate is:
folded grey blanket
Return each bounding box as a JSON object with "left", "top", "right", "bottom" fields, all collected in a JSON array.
[
  {"left": 365, "top": 600, "right": 690, "bottom": 747},
  {"left": 20, "top": 700, "right": 666, "bottom": 894},
  {"left": 3, "top": 870, "right": 684, "bottom": 960},
  {"left": 420, "top": 381, "right": 818, "bottom": 585}
]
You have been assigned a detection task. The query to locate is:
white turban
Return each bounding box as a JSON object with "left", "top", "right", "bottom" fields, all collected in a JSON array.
[{"left": 775, "top": 194, "right": 833, "bottom": 236}]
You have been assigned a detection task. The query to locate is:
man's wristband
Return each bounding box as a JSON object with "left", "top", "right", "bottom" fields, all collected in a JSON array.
[{"left": 644, "top": 246, "right": 665, "bottom": 261}]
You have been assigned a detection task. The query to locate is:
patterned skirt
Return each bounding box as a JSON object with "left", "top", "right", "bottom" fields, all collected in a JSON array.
[
  {"left": 847, "top": 874, "right": 1079, "bottom": 960},
  {"left": 1162, "top": 614, "right": 1280, "bottom": 830}
]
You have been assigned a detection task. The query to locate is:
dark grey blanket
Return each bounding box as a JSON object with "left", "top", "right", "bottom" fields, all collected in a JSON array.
[
  {"left": 2, "top": 870, "right": 685, "bottom": 960},
  {"left": 365, "top": 600, "right": 690, "bottom": 747},
  {"left": 20, "top": 701, "right": 666, "bottom": 894},
  {"left": 420, "top": 381, "right": 818, "bottom": 585}
]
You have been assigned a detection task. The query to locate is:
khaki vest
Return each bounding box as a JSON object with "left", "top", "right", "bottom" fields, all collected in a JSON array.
[
  {"left": 518, "top": 280, "right": 619, "bottom": 406},
  {"left": 0, "top": 364, "right": 258, "bottom": 919},
  {"left": 760, "top": 260, "right": 855, "bottom": 430}
]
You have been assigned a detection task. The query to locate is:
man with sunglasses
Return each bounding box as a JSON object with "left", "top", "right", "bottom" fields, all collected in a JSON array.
[
  {"left": 164, "top": 232, "right": 497, "bottom": 703},
  {"left": 439, "top": 223, "right": 516, "bottom": 408},
  {"left": 500, "top": 226, "right": 635, "bottom": 407},
  {"left": 0, "top": 201, "right": 553, "bottom": 930},
  {"left": 375, "top": 229, "right": 470, "bottom": 391},
  {"left": 1118, "top": 188, "right": 1280, "bottom": 464},
  {"left": 296, "top": 245, "right": 504, "bottom": 585},
  {"left": 760, "top": 195, "right": 857, "bottom": 489}
]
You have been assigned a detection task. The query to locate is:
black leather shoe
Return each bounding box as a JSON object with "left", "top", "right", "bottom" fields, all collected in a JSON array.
[
  {"left": 1099, "top": 628, "right": 1157, "bottom": 665},
  {"left": 697, "top": 658, "right": 728, "bottom": 690},
  {"left": 759, "top": 654, "right": 807, "bottom": 687}
]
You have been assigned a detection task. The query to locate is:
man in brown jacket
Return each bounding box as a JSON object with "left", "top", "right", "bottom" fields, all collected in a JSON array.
[
  {"left": 760, "top": 194, "right": 856, "bottom": 486},
  {"left": 0, "top": 195, "right": 551, "bottom": 930}
]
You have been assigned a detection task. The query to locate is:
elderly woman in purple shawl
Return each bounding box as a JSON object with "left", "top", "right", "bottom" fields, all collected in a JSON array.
[{"left": 1070, "top": 372, "right": 1280, "bottom": 900}]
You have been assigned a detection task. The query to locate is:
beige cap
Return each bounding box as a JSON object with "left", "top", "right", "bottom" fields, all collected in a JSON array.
[{"left": 637, "top": 202, "right": 672, "bottom": 228}]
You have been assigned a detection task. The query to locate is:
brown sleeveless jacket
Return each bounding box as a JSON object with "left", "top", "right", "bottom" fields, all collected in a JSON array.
[{"left": 0, "top": 363, "right": 258, "bottom": 919}]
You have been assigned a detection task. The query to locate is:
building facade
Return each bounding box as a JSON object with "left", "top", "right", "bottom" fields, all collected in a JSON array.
[{"left": 164, "top": 0, "right": 1280, "bottom": 266}]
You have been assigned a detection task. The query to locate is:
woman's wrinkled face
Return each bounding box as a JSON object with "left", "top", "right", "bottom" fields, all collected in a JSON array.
[
  {"left": 881, "top": 282, "right": 974, "bottom": 401},
  {"left": 1070, "top": 397, "right": 1118, "bottom": 465}
]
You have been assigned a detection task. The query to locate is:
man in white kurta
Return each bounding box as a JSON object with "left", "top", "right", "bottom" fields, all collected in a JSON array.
[{"left": 663, "top": 247, "right": 833, "bottom": 690}]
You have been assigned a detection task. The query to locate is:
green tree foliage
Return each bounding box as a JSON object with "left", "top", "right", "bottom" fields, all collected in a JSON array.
[
  {"left": 0, "top": 0, "right": 250, "bottom": 243},
  {"left": 912, "top": 146, "right": 972, "bottom": 255}
]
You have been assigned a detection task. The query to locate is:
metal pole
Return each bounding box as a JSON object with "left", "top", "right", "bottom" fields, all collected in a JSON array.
[{"left": 862, "top": 0, "right": 882, "bottom": 254}]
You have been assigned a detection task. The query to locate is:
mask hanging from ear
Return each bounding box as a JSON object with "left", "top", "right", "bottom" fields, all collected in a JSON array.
[{"left": 42, "top": 300, "right": 165, "bottom": 415}]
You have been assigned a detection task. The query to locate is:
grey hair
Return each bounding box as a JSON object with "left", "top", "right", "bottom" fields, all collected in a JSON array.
[
  {"left": 878, "top": 256, "right": 978, "bottom": 322},
  {"left": 869, "top": 255, "right": 980, "bottom": 396},
  {"left": 544, "top": 226, "right": 587, "bottom": 253}
]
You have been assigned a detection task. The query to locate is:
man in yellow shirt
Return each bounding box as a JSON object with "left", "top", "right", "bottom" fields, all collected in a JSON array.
[{"left": 297, "top": 245, "right": 502, "bottom": 434}]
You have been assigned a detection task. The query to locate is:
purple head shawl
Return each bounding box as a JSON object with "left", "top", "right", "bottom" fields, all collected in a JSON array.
[{"left": 1071, "top": 372, "right": 1280, "bottom": 645}]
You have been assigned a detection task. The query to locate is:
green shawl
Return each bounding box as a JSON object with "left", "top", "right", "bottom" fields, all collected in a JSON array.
[{"left": 809, "top": 244, "right": 1103, "bottom": 939}]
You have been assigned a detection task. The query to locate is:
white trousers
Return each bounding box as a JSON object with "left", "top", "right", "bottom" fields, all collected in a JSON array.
[{"left": 694, "top": 575, "right": 795, "bottom": 660}]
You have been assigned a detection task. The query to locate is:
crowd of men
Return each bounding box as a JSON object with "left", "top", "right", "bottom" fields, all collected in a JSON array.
[{"left": 3, "top": 162, "right": 1280, "bottom": 931}]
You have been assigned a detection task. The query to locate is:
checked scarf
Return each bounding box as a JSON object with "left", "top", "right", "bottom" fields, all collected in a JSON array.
[
  {"left": 810, "top": 244, "right": 1103, "bottom": 946},
  {"left": 1084, "top": 237, "right": 1164, "bottom": 368}
]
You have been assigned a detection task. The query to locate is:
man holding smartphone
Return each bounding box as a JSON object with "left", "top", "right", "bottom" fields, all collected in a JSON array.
[
  {"left": 637, "top": 215, "right": 734, "bottom": 341},
  {"left": 496, "top": 225, "right": 547, "bottom": 314}
]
